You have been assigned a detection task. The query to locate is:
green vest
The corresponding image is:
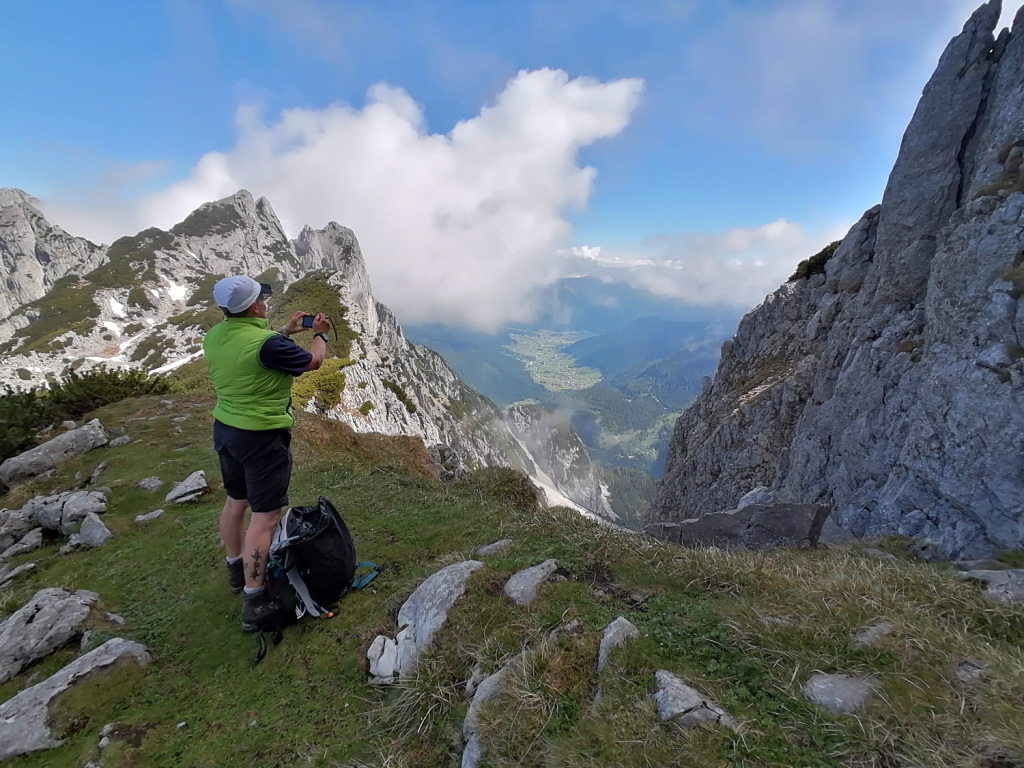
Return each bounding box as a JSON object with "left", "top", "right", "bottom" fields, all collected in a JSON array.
[{"left": 203, "top": 317, "right": 296, "bottom": 431}]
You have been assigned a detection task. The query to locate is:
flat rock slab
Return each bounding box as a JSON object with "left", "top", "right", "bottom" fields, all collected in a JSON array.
[
  {"left": 135, "top": 477, "right": 164, "bottom": 492},
  {"left": 959, "top": 569, "right": 1024, "bottom": 605},
  {"left": 852, "top": 621, "right": 895, "bottom": 648},
  {"left": 475, "top": 539, "right": 513, "bottom": 557},
  {"left": 504, "top": 559, "right": 558, "bottom": 606},
  {"left": 597, "top": 617, "right": 640, "bottom": 674},
  {"left": 135, "top": 509, "right": 164, "bottom": 523},
  {"left": 79, "top": 513, "right": 113, "bottom": 548},
  {"left": 0, "top": 562, "right": 36, "bottom": 586},
  {"left": 804, "top": 673, "right": 878, "bottom": 714},
  {"left": 0, "top": 588, "right": 99, "bottom": 684},
  {"left": 0, "top": 638, "right": 150, "bottom": 761},
  {"left": 165, "top": 471, "right": 208, "bottom": 504},
  {"left": 0, "top": 419, "right": 108, "bottom": 487},
  {"left": 645, "top": 504, "right": 831, "bottom": 550},
  {"left": 395, "top": 560, "right": 484, "bottom": 678},
  {"left": 108, "top": 435, "right": 132, "bottom": 447},
  {"left": 1, "top": 528, "right": 43, "bottom": 560},
  {"left": 652, "top": 670, "right": 735, "bottom": 728}
]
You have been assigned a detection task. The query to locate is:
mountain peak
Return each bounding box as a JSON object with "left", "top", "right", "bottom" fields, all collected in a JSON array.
[{"left": 0, "top": 188, "right": 43, "bottom": 215}]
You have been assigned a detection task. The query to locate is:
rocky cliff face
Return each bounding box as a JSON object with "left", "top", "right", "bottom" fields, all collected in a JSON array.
[
  {"left": 0, "top": 190, "right": 612, "bottom": 516},
  {"left": 0, "top": 189, "right": 105, "bottom": 326},
  {"left": 647, "top": 0, "right": 1024, "bottom": 559}
]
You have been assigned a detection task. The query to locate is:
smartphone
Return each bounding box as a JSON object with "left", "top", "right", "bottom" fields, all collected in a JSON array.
[{"left": 301, "top": 315, "right": 315, "bottom": 328}]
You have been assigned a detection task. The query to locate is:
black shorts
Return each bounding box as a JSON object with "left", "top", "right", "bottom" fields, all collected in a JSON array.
[{"left": 213, "top": 420, "right": 293, "bottom": 514}]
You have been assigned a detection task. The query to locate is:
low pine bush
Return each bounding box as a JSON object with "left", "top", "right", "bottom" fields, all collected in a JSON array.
[{"left": 0, "top": 367, "right": 174, "bottom": 463}]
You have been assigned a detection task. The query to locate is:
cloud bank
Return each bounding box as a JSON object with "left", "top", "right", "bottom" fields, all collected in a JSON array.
[
  {"left": 565, "top": 218, "right": 847, "bottom": 308},
  {"left": 53, "top": 69, "right": 643, "bottom": 331}
]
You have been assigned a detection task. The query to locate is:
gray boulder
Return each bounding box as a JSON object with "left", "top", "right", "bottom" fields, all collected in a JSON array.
[
  {"left": 0, "top": 562, "right": 36, "bottom": 586},
  {"left": 504, "top": 559, "right": 558, "bottom": 606},
  {"left": 0, "top": 528, "right": 43, "bottom": 560},
  {"left": 737, "top": 486, "right": 775, "bottom": 509},
  {"left": 475, "top": 539, "right": 513, "bottom": 557},
  {"left": 0, "top": 418, "right": 108, "bottom": 487},
  {"left": 958, "top": 569, "right": 1024, "bottom": 605},
  {"left": 165, "top": 471, "right": 208, "bottom": 503},
  {"left": 135, "top": 476, "right": 164, "bottom": 492},
  {"left": 0, "top": 507, "right": 38, "bottom": 551},
  {"left": 78, "top": 514, "right": 113, "bottom": 548},
  {"left": 597, "top": 617, "right": 640, "bottom": 674},
  {"left": 652, "top": 670, "right": 735, "bottom": 728},
  {"left": 57, "top": 491, "right": 107, "bottom": 535},
  {"left": 645, "top": 504, "right": 830, "bottom": 550},
  {"left": 804, "top": 673, "right": 878, "bottom": 714},
  {"left": 394, "top": 560, "right": 484, "bottom": 678},
  {"left": 0, "top": 588, "right": 99, "bottom": 684},
  {"left": 0, "top": 638, "right": 151, "bottom": 761},
  {"left": 134, "top": 509, "right": 164, "bottom": 523}
]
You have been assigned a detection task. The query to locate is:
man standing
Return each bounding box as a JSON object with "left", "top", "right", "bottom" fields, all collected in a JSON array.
[{"left": 203, "top": 275, "right": 331, "bottom": 631}]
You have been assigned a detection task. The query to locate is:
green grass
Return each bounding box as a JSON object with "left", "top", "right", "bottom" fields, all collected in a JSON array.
[{"left": 0, "top": 394, "right": 1022, "bottom": 767}]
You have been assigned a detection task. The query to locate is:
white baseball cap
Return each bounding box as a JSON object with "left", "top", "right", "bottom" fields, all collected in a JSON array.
[{"left": 213, "top": 275, "right": 271, "bottom": 314}]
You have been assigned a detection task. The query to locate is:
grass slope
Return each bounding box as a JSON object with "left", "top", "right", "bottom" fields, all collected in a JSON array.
[{"left": 0, "top": 394, "right": 1022, "bottom": 767}]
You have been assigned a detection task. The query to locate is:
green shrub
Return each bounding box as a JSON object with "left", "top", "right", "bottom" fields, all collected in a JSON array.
[
  {"left": 168, "top": 358, "right": 214, "bottom": 394},
  {"left": 0, "top": 367, "right": 174, "bottom": 464},
  {"left": 788, "top": 241, "right": 840, "bottom": 282},
  {"left": 383, "top": 379, "right": 417, "bottom": 413},
  {"left": 127, "top": 286, "right": 154, "bottom": 310},
  {"left": 293, "top": 358, "right": 352, "bottom": 413},
  {"left": 359, "top": 401, "right": 374, "bottom": 415}
]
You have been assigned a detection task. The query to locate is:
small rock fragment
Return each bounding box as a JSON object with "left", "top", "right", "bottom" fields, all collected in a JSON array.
[
  {"left": 597, "top": 617, "right": 640, "bottom": 674},
  {"left": 852, "top": 621, "right": 895, "bottom": 648},
  {"left": 652, "top": 670, "right": 735, "bottom": 728},
  {"left": 475, "top": 539, "right": 513, "bottom": 557},
  {"left": 134, "top": 509, "right": 164, "bottom": 523},
  {"left": 135, "top": 477, "right": 164, "bottom": 492},
  {"left": 108, "top": 436, "right": 132, "bottom": 447},
  {"left": 864, "top": 548, "right": 899, "bottom": 561},
  {"left": 504, "top": 559, "right": 558, "bottom": 606},
  {"left": 956, "top": 658, "right": 986, "bottom": 685},
  {"left": 165, "top": 471, "right": 208, "bottom": 504},
  {"left": 803, "top": 673, "right": 878, "bottom": 714}
]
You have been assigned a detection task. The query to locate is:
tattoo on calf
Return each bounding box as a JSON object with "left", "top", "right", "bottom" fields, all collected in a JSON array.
[{"left": 250, "top": 548, "right": 263, "bottom": 581}]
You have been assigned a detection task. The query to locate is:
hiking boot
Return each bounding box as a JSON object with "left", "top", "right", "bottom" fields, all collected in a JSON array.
[
  {"left": 227, "top": 559, "right": 245, "bottom": 594},
  {"left": 241, "top": 587, "right": 284, "bottom": 633}
]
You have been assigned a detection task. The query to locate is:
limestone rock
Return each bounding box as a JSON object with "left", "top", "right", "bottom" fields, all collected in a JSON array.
[
  {"left": 0, "top": 638, "right": 151, "bottom": 761},
  {"left": 165, "top": 470, "right": 207, "bottom": 503},
  {"left": 366, "top": 635, "right": 398, "bottom": 684},
  {"left": 134, "top": 509, "right": 164, "bottom": 523},
  {"left": 136, "top": 476, "right": 164, "bottom": 492},
  {"left": 959, "top": 569, "right": 1024, "bottom": 605},
  {"left": 78, "top": 513, "right": 113, "bottom": 548},
  {"left": 395, "top": 560, "right": 484, "bottom": 678},
  {"left": 804, "top": 673, "right": 878, "bottom": 714},
  {"left": 88, "top": 460, "right": 109, "bottom": 485},
  {"left": 645, "top": 504, "right": 830, "bottom": 550},
  {"left": 462, "top": 652, "right": 525, "bottom": 768},
  {"left": 475, "top": 539, "right": 513, "bottom": 557},
  {"left": 504, "top": 559, "right": 559, "bottom": 606},
  {"left": 58, "top": 491, "right": 107, "bottom": 535},
  {"left": 737, "top": 486, "right": 775, "bottom": 509},
  {"left": 0, "top": 419, "right": 108, "bottom": 487},
  {"left": 0, "top": 588, "right": 99, "bottom": 684},
  {"left": 652, "top": 670, "right": 735, "bottom": 728},
  {"left": 645, "top": 4, "right": 1024, "bottom": 560},
  {"left": 852, "top": 621, "right": 895, "bottom": 648},
  {"left": 864, "top": 548, "right": 899, "bottom": 562},
  {"left": 0, "top": 528, "right": 43, "bottom": 560},
  {"left": 0, "top": 507, "right": 38, "bottom": 551},
  {"left": 597, "top": 617, "right": 640, "bottom": 674},
  {"left": 108, "top": 435, "right": 132, "bottom": 447},
  {"left": 0, "top": 562, "right": 36, "bottom": 586}
]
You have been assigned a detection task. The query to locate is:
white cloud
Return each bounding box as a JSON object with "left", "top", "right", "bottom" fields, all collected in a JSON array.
[
  {"left": 54, "top": 69, "right": 641, "bottom": 331},
  {"left": 567, "top": 219, "right": 849, "bottom": 308}
]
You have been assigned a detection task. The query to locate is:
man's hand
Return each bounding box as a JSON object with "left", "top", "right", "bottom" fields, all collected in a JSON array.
[
  {"left": 284, "top": 311, "right": 310, "bottom": 335},
  {"left": 312, "top": 313, "right": 331, "bottom": 335}
]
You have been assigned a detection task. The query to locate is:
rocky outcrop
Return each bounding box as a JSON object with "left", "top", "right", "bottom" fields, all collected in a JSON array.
[
  {"left": 0, "top": 588, "right": 99, "bottom": 683},
  {"left": 0, "top": 188, "right": 105, "bottom": 324},
  {"left": 0, "top": 638, "right": 151, "bottom": 761},
  {"left": 644, "top": 503, "right": 830, "bottom": 550},
  {"left": 0, "top": 419, "right": 108, "bottom": 487},
  {"left": 648, "top": 2, "right": 1024, "bottom": 559}
]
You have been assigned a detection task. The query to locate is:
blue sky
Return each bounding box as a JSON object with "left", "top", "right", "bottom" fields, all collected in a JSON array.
[{"left": 1, "top": 0, "right": 1017, "bottom": 329}]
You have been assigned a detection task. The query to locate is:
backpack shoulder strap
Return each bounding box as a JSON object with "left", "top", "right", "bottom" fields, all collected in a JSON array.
[{"left": 350, "top": 562, "right": 381, "bottom": 591}]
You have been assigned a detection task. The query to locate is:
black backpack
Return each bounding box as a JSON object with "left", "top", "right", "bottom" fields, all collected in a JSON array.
[
  {"left": 269, "top": 496, "right": 377, "bottom": 618},
  {"left": 253, "top": 497, "right": 379, "bottom": 662}
]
